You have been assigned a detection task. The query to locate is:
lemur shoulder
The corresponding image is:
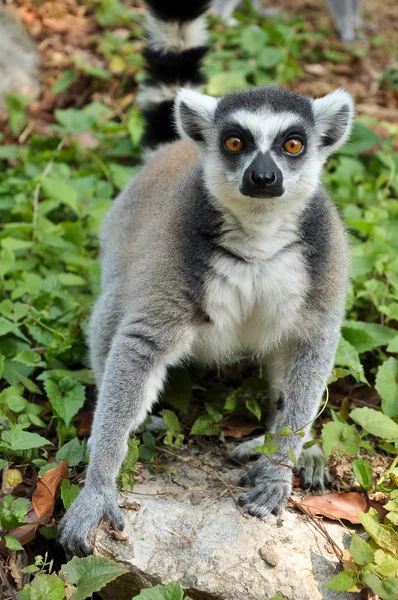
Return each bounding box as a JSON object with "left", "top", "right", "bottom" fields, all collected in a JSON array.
[{"left": 60, "top": 0, "right": 354, "bottom": 557}]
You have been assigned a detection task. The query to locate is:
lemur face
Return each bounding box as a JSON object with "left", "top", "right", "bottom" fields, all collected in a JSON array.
[
  {"left": 215, "top": 110, "right": 312, "bottom": 201},
  {"left": 175, "top": 86, "right": 354, "bottom": 210}
]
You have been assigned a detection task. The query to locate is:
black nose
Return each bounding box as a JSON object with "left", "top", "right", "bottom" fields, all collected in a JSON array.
[
  {"left": 250, "top": 170, "right": 276, "bottom": 186},
  {"left": 240, "top": 152, "right": 284, "bottom": 199}
]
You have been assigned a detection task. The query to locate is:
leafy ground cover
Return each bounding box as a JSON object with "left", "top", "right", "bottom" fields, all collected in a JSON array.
[{"left": 0, "top": 1, "right": 398, "bottom": 599}]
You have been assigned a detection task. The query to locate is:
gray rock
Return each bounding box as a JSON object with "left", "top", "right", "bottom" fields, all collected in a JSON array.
[
  {"left": 94, "top": 451, "right": 361, "bottom": 600},
  {"left": 0, "top": 6, "right": 39, "bottom": 106}
]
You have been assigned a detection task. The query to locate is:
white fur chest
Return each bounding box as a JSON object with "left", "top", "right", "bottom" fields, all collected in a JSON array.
[{"left": 191, "top": 222, "right": 309, "bottom": 364}]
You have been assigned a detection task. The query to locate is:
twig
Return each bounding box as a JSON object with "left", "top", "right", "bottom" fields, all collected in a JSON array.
[
  {"left": 288, "top": 497, "right": 344, "bottom": 562},
  {"left": 0, "top": 563, "right": 18, "bottom": 600},
  {"left": 92, "top": 517, "right": 103, "bottom": 557},
  {"left": 1, "top": 460, "right": 9, "bottom": 497},
  {"left": 156, "top": 446, "right": 246, "bottom": 517},
  {"left": 128, "top": 488, "right": 207, "bottom": 497}
]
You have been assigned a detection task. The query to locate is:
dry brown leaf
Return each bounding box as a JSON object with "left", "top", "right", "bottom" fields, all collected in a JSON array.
[
  {"left": 104, "top": 520, "right": 128, "bottom": 542},
  {"left": 9, "top": 508, "right": 38, "bottom": 546},
  {"left": 122, "top": 499, "right": 140, "bottom": 511},
  {"left": 9, "top": 461, "right": 68, "bottom": 545},
  {"left": 5, "top": 468, "right": 23, "bottom": 490},
  {"left": 297, "top": 492, "right": 367, "bottom": 524},
  {"left": 222, "top": 424, "right": 264, "bottom": 439},
  {"left": 32, "top": 460, "right": 69, "bottom": 520}
]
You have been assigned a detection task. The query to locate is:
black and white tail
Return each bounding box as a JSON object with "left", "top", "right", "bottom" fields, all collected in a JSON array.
[{"left": 139, "top": 0, "right": 210, "bottom": 153}]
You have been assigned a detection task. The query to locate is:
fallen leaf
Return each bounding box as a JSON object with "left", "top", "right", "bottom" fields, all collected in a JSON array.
[
  {"left": 9, "top": 461, "right": 68, "bottom": 545},
  {"left": 77, "top": 411, "right": 93, "bottom": 436},
  {"left": 121, "top": 499, "right": 140, "bottom": 511},
  {"left": 297, "top": 492, "right": 367, "bottom": 524},
  {"left": 104, "top": 521, "right": 128, "bottom": 541},
  {"left": 222, "top": 424, "right": 264, "bottom": 439},
  {"left": 32, "top": 461, "right": 69, "bottom": 520},
  {"left": 6, "top": 469, "right": 23, "bottom": 490},
  {"left": 8, "top": 508, "right": 39, "bottom": 546}
]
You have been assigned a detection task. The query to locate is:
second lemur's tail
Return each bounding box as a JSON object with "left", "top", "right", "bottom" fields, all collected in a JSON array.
[{"left": 139, "top": 0, "right": 210, "bottom": 153}]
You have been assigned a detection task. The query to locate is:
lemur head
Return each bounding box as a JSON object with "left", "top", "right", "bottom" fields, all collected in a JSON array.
[{"left": 175, "top": 86, "right": 354, "bottom": 213}]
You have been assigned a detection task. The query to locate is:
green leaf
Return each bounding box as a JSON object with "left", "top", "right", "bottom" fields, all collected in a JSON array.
[
  {"left": 57, "top": 273, "right": 87, "bottom": 287},
  {"left": 254, "top": 442, "right": 279, "bottom": 456},
  {"left": 257, "top": 46, "right": 283, "bottom": 69},
  {"left": 1, "top": 430, "right": 52, "bottom": 451},
  {"left": 5, "top": 535, "right": 24, "bottom": 551},
  {"left": 139, "top": 432, "right": 156, "bottom": 461},
  {"left": 51, "top": 69, "right": 78, "bottom": 94},
  {"left": 0, "top": 496, "right": 30, "bottom": 528},
  {"left": 334, "top": 337, "right": 367, "bottom": 383},
  {"left": 341, "top": 121, "right": 381, "bottom": 156},
  {"left": 0, "top": 354, "right": 4, "bottom": 379},
  {"left": 61, "top": 556, "right": 127, "bottom": 600},
  {"left": 375, "top": 358, "right": 398, "bottom": 418},
  {"left": 160, "top": 410, "right": 181, "bottom": 436},
  {"left": 245, "top": 398, "right": 262, "bottom": 421},
  {"left": 5, "top": 93, "right": 31, "bottom": 137},
  {"left": 56, "top": 438, "right": 84, "bottom": 467},
  {"left": 132, "top": 581, "right": 186, "bottom": 600},
  {"left": 321, "top": 421, "right": 361, "bottom": 458},
  {"left": 190, "top": 415, "right": 219, "bottom": 436},
  {"left": 127, "top": 108, "right": 144, "bottom": 148},
  {"left": 324, "top": 570, "right": 358, "bottom": 591},
  {"left": 241, "top": 27, "right": 268, "bottom": 55},
  {"left": 362, "top": 572, "right": 398, "bottom": 600},
  {"left": 41, "top": 178, "right": 79, "bottom": 215},
  {"left": 26, "top": 574, "right": 66, "bottom": 600},
  {"left": 387, "top": 334, "right": 398, "bottom": 353},
  {"left": 374, "top": 549, "right": 398, "bottom": 577},
  {"left": 206, "top": 71, "right": 248, "bottom": 96},
  {"left": 55, "top": 108, "right": 96, "bottom": 134},
  {"left": 352, "top": 458, "right": 373, "bottom": 491},
  {"left": 358, "top": 511, "right": 398, "bottom": 552},
  {"left": 108, "top": 163, "right": 138, "bottom": 190},
  {"left": 44, "top": 377, "right": 85, "bottom": 427},
  {"left": 350, "top": 407, "right": 398, "bottom": 440},
  {"left": 349, "top": 534, "right": 374, "bottom": 566},
  {"left": 342, "top": 321, "right": 397, "bottom": 353},
  {"left": 60, "top": 479, "right": 80, "bottom": 511}
]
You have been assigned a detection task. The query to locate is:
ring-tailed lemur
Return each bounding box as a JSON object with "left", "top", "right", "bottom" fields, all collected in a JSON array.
[
  {"left": 59, "top": 0, "right": 353, "bottom": 557},
  {"left": 212, "top": 0, "right": 363, "bottom": 43}
]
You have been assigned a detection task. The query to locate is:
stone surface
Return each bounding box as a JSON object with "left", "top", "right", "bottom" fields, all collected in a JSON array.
[
  {"left": 95, "top": 450, "right": 361, "bottom": 600},
  {"left": 0, "top": 6, "right": 39, "bottom": 106}
]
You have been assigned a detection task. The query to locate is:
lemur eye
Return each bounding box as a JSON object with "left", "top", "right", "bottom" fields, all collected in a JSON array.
[
  {"left": 225, "top": 137, "right": 244, "bottom": 152},
  {"left": 283, "top": 139, "right": 303, "bottom": 155}
]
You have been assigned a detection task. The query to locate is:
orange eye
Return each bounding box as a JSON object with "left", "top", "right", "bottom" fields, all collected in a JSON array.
[
  {"left": 225, "top": 137, "right": 244, "bottom": 152},
  {"left": 283, "top": 138, "right": 303, "bottom": 155}
]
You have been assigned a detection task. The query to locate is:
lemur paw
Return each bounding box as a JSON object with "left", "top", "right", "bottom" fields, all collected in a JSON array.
[
  {"left": 294, "top": 445, "right": 331, "bottom": 492},
  {"left": 231, "top": 438, "right": 330, "bottom": 493},
  {"left": 58, "top": 487, "right": 124, "bottom": 558},
  {"left": 238, "top": 457, "right": 292, "bottom": 518}
]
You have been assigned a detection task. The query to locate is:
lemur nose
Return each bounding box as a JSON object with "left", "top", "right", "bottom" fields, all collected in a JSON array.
[{"left": 250, "top": 171, "right": 276, "bottom": 186}]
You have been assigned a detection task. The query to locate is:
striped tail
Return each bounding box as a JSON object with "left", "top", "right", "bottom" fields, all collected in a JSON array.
[{"left": 139, "top": 0, "right": 210, "bottom": 154}]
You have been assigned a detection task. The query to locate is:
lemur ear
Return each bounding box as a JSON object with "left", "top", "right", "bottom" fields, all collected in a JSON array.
[
  {"left": 312, "top": 89, "right": 355, "bottom": 157},
  {"left": 175, "top": 88, "right": 218, "bottom": 146}
]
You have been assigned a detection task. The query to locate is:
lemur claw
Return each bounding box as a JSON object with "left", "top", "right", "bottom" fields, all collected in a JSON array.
[{"left": 58, "top": 487, "right": 124, "bottom": 557}]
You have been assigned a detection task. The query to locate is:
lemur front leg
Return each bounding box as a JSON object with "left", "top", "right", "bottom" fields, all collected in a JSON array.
[
  {"left": 59, "top": 318, "right": 192, "bottom": 557},
  {"left": 239, "top": 327, "right": 339, "bottom": 518}
]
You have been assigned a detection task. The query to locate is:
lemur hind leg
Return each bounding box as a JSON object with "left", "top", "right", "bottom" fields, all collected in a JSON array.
[
  {"left": 59, "top": 317, "right": 193, "bottom": 557},
  {"left": 238, "top": 327, "right": 339, "bottom": 517}
]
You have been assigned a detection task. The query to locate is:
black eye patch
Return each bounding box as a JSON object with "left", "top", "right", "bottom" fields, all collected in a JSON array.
[
  {"left": 219, "top": 123, "right": 256, "bottom": 153},
  {"left": 271, "top": 126, "right": 308, "bottom": 157}
]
